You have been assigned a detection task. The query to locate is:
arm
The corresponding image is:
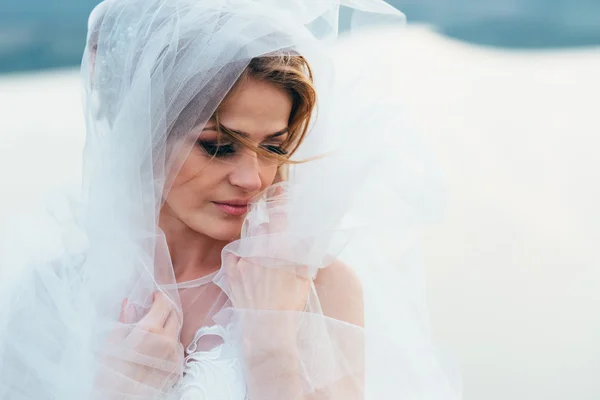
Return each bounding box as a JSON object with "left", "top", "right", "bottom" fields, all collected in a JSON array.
[
  {"left": 241, "top": 260, "right": 365, "bottom": 400},
  {"left": 307, "top": 260, "right": 365, "bottom": 400}
]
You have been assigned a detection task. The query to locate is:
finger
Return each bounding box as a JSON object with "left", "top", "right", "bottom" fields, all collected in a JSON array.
[
  {"left": 107, "top": 323, "right": 129, "bottom": 343},
  {"left": 268, "top": 184, "right": 288, "bottom": 233},
  {"left": 236, "top": 257, "right": 265, "bottom": 288},
  {"left": 294, "top": 265, "right": 311, "bottom": 280},
  {"left": 107, "top": 299, "right": 131, "bottom": 342},
  {"left": 267, "top": 207, "right": 287, "bottom": 235},
  {"left": 119, "top": 300, "right": 137, "bottom": 325},
  {"left": 273, "top": 167, "right": 285, "bottom": 184},
  {"left": 118, "top": 298, "right": 127, "bottom": 323},
  {"left": 271, "top": 181, "right": 286, "bottom": 198},
  {"left": 223, "top": 251, "right": 240, "bottom": 277},
  {"left": 223, "top": 251, "right": 240, "bottom": 266},
  {"left": 266, "top": 210, "right": 291, "bottom": 262},
  {"left": 235, "top": 256, "right": 258, "bottom": 275},
  {"left": 138, "top": 292, "right": 173, "bottom": 329},
  {"left": 163, "top": 309, "right": 181, "bottom": 338}
]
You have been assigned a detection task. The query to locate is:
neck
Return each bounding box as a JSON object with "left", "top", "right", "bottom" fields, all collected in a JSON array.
[{"left": 159, "top": 204, "right": 228, "bottom": 283}]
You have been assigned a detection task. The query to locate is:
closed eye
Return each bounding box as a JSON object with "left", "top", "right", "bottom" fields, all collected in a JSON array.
[
  {"left": 261, "top": 145, "right": 287, "bottom": 155},
  {"left": 197, "top": 140, "right": 236, "bottom": 157}
]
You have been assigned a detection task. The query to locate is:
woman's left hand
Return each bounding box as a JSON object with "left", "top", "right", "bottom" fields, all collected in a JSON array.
[
  {"left": 224, "top": 253, "right": 312, "bottom": 312},
  {"left": 222, "top": 210, "right": 313, "bottom": 397},
  {"left": 224, "top": 186, "right": 312, "bottom": 313}
]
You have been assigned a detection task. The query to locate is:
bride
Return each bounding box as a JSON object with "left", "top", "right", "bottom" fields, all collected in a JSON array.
[{"left": 0, "top": 0, "right": 459, "bottom": 399}]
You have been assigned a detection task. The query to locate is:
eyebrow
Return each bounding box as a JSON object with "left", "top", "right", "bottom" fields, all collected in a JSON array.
[{"left": 202, "top": 124, "right": 289, "bottom": 139}]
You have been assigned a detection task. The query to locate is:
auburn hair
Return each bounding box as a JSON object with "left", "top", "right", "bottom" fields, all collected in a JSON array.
[{"left": 212, "top": 52, "right": 317, "bottom": 166}]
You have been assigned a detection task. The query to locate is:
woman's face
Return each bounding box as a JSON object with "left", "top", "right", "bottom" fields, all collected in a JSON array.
[{"left": 163, "top": 76, "right": 292, "bottom": 241}]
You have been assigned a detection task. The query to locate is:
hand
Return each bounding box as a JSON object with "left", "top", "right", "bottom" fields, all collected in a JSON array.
[
  {"left": 225, "top": 253, "right": 312, "bottom": 312},
  {"left": 223, "top": 190, "right": 314, "bottom": 381},
  {"left": 225, "top": 187, "right": 312, "bottom": 312},
  {"left": 97, "top": 292, "right": 183, "bottom": 396}
]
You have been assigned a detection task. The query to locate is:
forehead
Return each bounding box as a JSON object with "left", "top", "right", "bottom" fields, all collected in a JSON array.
[{"left": 215, "top": 77, "right": 292, "bottom": 139}]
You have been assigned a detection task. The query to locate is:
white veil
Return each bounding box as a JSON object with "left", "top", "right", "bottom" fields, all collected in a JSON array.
[{"left": 0, "top": 0, "right": 459, "bottom": 399}]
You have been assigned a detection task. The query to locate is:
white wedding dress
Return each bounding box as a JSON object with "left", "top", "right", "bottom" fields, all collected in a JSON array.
[
  {"left": 173, "top": 273, "right": 247, "bottom": 400},
  {"left": 176, "top": 324, "right": 246, "bottom": 400}
]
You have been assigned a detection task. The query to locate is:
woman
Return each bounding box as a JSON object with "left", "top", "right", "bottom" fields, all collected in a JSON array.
[{"left": 0, "top": 0, "right": 458, "bottom": 399}]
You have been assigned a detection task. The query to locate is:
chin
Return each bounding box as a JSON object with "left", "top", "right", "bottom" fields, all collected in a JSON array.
[{"left": 197, "top": 218, "right": 244, "bottom": 242}]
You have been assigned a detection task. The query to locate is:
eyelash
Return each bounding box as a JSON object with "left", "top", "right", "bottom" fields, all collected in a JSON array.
[
  {"left": 197, "top": 141, "right": 288, "bottom": 157},
  {"left": 198, "top": 141, "right": 236, "bottom": 157}
]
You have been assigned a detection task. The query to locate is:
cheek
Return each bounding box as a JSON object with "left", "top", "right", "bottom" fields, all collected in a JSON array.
[
  {"left": 168, "top": 146, "right": 202, "bottom": 185},
  {"left": 171, "top": 159, "right": 201, "bottom": 190},
  {"left": 262, "top": 165, "right": 280, "bottom": 188},
  {"left": 169, "top": 155, "right": 219, "bottom": 202}
]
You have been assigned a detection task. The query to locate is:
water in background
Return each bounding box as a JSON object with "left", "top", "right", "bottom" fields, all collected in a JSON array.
[
  {"left": 1, "top": 0, "right": 600, "bottom": 74},
  {"left": 0, "top": 0, "right": 98, "bottom": 73}
]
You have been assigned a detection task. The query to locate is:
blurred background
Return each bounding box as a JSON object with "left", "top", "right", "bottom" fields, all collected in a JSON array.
[
  {"left": 1, "top": 1, "right": 599, "bottom": 400},
  {"left": 2, "top": 0, "right": 600, "bottom": 73}
]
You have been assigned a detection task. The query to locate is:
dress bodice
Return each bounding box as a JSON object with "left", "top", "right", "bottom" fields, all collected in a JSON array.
[
  {"left": 175, "top": 324, "right": 246, "bottom": 400},
  {"left": 171, "top": 269, "right": 247, "bottom": 400}
]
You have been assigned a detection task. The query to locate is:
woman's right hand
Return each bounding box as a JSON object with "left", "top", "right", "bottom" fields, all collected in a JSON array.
[{"left": 98, "top": 292, "right": 184, "bottom": 396}]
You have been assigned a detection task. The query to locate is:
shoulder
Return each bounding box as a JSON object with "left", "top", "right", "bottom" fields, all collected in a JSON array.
[
  {"left": 314, "top": 259, "right": 362, "bottom": 294},
  {"left": 314, "top": 259, "right": 364, "bottom": 327}
]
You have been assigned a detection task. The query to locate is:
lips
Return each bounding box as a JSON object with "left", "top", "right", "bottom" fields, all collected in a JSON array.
[{"left": 212, "top": 201, "right": 249, "bottom": 217}]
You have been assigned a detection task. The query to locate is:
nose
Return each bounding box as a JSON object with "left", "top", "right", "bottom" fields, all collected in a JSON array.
[{"left": 228, "top": 150, "right": 263, "bottom": 192}]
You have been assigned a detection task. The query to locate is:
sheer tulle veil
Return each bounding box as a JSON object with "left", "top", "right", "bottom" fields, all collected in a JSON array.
[{"left": 0, "top": 0, "right": 460, "bottom": 399}]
